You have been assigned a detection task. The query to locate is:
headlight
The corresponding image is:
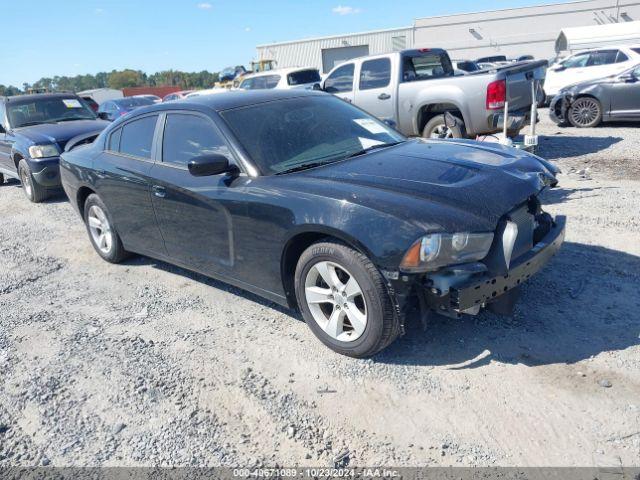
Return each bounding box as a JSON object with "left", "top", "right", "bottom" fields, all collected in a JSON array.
[
  {"left": 28, "top": 144, "right": 60, "bottom": 159},
  {"left": 400, "top": 232, "right": 494, "bottom": 272}
]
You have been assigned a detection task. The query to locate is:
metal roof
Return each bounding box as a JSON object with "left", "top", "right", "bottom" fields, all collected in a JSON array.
[{"left": 256, "top": 26, "right": 413, "bottom": 48}]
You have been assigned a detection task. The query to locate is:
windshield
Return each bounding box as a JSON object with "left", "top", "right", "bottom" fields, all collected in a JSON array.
[
  {"left": 221, "top": 95, "right": 405, "bottom": 175},
  {"left": 114, "top": 97, "right": 155, "bottom": 108},
  {"left": 402, "top": 51, "right": 454, "bottom": 81},
  {"left": 288, "top": 69, "right": 321, "bottom": 85},
  {"left": 7, "top": 97, "right": 97, "bottom": 128}
]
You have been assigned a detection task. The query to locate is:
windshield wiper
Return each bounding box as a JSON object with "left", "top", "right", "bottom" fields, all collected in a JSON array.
[
  {"left": 54, "top": 117, "right": 94, "bottom": 122},
  {"left": 275, "top": 160, "right": 338, "bottom": 175},
  {"left": 15, "top": 121, "right": 55, "bottom": 127},
  {"left": 346, "top": 141, "right": 405, "bottom": 159}
]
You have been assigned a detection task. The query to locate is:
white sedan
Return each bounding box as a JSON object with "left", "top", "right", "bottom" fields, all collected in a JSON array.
[
  {"left": 545, "top": 45, "right": 640, "bottom": 98},
  {"left": 237, "top": 67, "right": 322, "bottom": 91}
]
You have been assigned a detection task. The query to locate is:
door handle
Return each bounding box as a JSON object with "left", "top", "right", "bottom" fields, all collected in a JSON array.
[
  {"left": 152, "top": 185, "right": 166, "bottom": 198},
  {"left": 378, "top": 93, "right": 391, "bottom": 100}
]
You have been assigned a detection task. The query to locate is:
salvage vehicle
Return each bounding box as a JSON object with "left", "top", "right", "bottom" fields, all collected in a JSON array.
[
  {"left": 238, "top": 67, "right": 322, "bottom": 91},
  {"left": 97, "top": 97, "right": 156, "bottom": 121},
  {"left": 162, "top": 90, "right": 195, "bottom": 102},
  {"left": 321, "top": 48, "right": 547, "bottom": 139},
  {"left": 550, "top": 63, "right": 640, "bottom": 127},
  {"left": 0, "top": 93, "right": 108, "bottom": 202},
  {"left": 59, "top": 90, "right": 565, "bottom": 357},
  {"left": 544, "top": 45, "right": 640, "bottom": 99}
]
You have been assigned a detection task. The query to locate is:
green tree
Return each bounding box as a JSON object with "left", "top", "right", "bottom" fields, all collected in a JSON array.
[
  {"left": 0, "top": 85, "right": 22, "bottom": 96},
  {"left": 107, "top": 69, "right": 145, "bottom": 89}
]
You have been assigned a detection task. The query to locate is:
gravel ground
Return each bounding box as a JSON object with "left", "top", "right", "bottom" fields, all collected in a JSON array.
[{"left": 0, "top": 111, "right": 639, "bottom": 467}]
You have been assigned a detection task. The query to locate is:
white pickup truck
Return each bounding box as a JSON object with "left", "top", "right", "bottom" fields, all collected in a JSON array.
[{"left": 320, "top": 48, "right": 547, "bottom": 138}]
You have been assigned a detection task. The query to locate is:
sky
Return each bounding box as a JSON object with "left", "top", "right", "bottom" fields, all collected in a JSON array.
[{"left": 2, "top": 0, "right": 563, "bottom": 87}]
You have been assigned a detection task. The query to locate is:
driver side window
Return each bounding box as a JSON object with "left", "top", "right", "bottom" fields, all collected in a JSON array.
[
  {"left": 562, "top": 53, "right": 589, "bottom": 69},
  {"left": 162, "top": 114, "right": 229, "bottom": 167}
]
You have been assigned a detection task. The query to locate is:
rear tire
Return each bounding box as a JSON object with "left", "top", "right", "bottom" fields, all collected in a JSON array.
[
  {"left": 568, "top": 97, "right": 602, "bottom": 128},
  {"left": 83, "top": 193, "right": 129, "bottom": 263},
  {"left": 0, "top": 173, "right": 4, "bottom": 184},
  {"left": 18, "top": 159, "right": 48, "bottom": 203},
  {"left": 294, "top": 241, "right": 400, "bottom": 358},
  {"left": 422, "top": 114, "right": 464, "bottom": 139}
]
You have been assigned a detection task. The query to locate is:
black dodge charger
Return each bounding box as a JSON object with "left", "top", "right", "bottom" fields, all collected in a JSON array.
[{"left": 60, "top": 90, "right": 565, "bottom": 357}]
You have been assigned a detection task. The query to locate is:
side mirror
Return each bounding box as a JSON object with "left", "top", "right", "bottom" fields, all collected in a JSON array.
[
  {"left": 619, "top": 73, "right": 637, "bottom": 83},
  {"left": 0, "top": 124, "right": 5, "bottom": 134},
  {"left": 188, "top": 154, "right": 237, "bottom": 177},
  {"left": 97, "top": 112, "right": 109, "bottom": 120},
  {"left": 312, "top": 83, "right": 321, "bottom": 91},
  {"left": 553, "top": 65, "right": 566, "bottom": 72}
]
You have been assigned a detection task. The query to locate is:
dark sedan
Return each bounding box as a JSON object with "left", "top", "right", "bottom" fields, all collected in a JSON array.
[
  {"left": 550, "top": 63, "right": 640, "bottom": 127},
  {"left": 60, "top": 90, "right": 565, "bottom": 357},
  {"left": 97, "top": 96, "right": 156, "bottom": 121}
]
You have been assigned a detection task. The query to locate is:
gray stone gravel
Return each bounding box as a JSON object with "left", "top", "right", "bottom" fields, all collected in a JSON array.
[{"left": 0, "top": 112, "right": 639, "bottom": 467}]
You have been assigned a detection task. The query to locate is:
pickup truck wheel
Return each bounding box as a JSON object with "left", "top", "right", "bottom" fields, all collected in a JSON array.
[
  {"left": 83, "top": 194, "right": 129, "bottom": 263},
  {"left": 294, "top": 241, "right": 400, "bottom": 358},
  {"left": 422, "top": 114, "right": 464, "bottom": 139},
  {"left": 568, "top": 97, "right": 602, "bottom": 128},
  {"left": 18, "top": 159, "right": 48, "bottom": 203}
]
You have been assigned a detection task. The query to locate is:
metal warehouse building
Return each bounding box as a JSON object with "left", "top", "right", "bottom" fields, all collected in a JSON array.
[
  {"left": 256, "top": 0, "right": 640, "bottom": 72},
  {"left": 256, "top": 27, "right": 414, "bottom": 74}
]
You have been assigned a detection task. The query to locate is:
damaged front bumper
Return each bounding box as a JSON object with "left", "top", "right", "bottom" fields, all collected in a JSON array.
[
  {"left": 392, "top": 214, "right": 565, "bottom": 320},
  {"left": 549, "top": 93, "right": 571, "bottom": 124},
  {"left": 430, "top": 215, "right": 565, "bottom": 316}
]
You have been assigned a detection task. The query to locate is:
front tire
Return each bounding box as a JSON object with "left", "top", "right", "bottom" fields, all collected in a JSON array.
[
  {"left": 294, "top": 241, "right": 400, "bottom": 357},
  {"left": 83, "top": 194, "right": 129, "bottom": 263},
  {"left": 18, "top": 159, "right": 48, "bottom": 203},
  {"left": 568, "top": 97, "right": 602, "bottom": 128}
]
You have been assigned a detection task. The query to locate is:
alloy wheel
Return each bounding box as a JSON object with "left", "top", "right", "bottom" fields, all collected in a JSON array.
[
  {"left": 430, "top": 124, "right": 453, "bottom": 139},
  {"left": 20, "top": 168, "right": 32, "bottom": 198},
  {"left": 87, "top": 205, "right": 113, "bottom": 254},
  {"left": 304, "top": 261, "right": 367, "bottom": 342},
  {"left": 569, "top": 98, "right": 599, "bottom": 127}
]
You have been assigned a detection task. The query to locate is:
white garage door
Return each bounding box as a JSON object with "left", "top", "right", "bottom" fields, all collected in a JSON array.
[{"left": 321, "top": 45, "right": 370, "bottom": 73}]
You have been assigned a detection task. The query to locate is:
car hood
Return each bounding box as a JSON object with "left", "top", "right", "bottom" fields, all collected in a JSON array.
[
  {"left": 15, "top": 120, "right": 109, "bottom": 150},
  {"left": 291, "top": 139, "right": 558, "bottom": 232}
]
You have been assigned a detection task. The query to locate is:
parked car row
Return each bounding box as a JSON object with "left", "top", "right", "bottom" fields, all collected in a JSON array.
[
  {"left": 544, "top": 44, "right": 640, "bottom": 98},
  {"left": 0, "top": 87, "right": 564, "bottom": 357},
  {"left": 549, "top": 62, "right": 640, "bottom": 127}
]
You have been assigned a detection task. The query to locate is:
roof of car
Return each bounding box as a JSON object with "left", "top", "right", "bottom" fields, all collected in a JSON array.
[
  {"left": 241, "top": 67, "right": 318, "bottom": 79},
  {"left": 3, "top": 92, "right": 79, "bottom": 103},
  {"left": 572, "top": 44, "right": 640, "bottom": 54},
  {"left": 133, "top": 89, "right": 325, "bottom": 115}
]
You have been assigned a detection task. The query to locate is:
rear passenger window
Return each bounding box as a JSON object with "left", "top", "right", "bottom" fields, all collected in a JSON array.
[
  {"left": 324, "top": 63, "right": 354, "bottom": 93},
  {"left": 616, "top": 51, "right": 629, "bottom": 63},
  {"left": 587, "top": 50, "right": 618, "bottom": 66},
  {"left": 162, "top": 114, "right": 228, "bottom": 166},
  {"left": 242, "top": 75, "right": 281, "bottom": 90},
  {"left": 360, "top": 58, "right": 391, "bottom": 90},
  {"left": 108, "top": 128, "right": 121, "bottom": 151},
  {"left": 119, "top": 115, "right": 157, "bottom": 159}
]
